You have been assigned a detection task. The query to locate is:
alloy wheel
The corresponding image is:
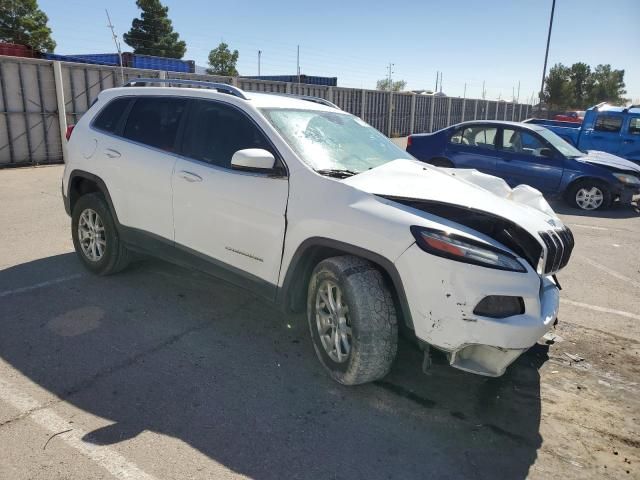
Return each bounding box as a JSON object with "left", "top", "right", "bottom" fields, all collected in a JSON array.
[
  {"left": 575, "top": 186, "right": 604, "bottom": 210},
  {"left": 78, "top": 208, "right": 106, "bottom": 261},
  {"left": 315, "top": 280, "right": 352, "bottom": 363}
]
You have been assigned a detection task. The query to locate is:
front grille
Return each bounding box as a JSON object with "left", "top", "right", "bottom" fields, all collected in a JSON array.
[{"left": 538, "top": 227, "right": 574, "bottom": 274}]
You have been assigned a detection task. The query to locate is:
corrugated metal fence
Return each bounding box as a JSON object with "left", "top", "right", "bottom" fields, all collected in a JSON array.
[{"left": 0, "top": 55, "right": 532, "bottom": 167}]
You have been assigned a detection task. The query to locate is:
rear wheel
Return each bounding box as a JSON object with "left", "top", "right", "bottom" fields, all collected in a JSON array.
[
  {"left": 307, "top": 256, "right": 398, "bottom": 385},
  {"left": 71, "top": 193, "right": 130, "bottom": 275},
  {"left": 566, "top": 180, "right": 611, "bottom": 211},
  {"left": 428, "top": 157, "right": 454, "bottom": 168}
]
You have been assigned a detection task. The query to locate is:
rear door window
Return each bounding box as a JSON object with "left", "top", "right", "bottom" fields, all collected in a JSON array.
[
  {"left": 459, "top": 126, "right": 497, "bottom": 149},
  {"left": 594, "top": 115, "right": 623, "bottom": 133},
  {"left": 628, "top": 117, "right": 640, "bottom": 135},
  {"left": 93, "top": 97, "right": 131, "bottom": 134},
  {"left": 180, "top": 100, "right": 273, "bottom": 169},
  {"left": 123, "top": 97, "right": 187, "bottom": 151}
]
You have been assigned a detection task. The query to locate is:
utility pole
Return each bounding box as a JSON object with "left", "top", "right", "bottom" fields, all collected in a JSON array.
[
  {"left": 258, "top": 50, "right": 261, "bottom": 76},
  {"left": 387, "top": 62, "right": 394, "bottom": 91},
  {"left": 463, "top": 83, "right": 467, "bottom": 99},
  {"left": 516, "top": 80, "right": 521, "bottom": 103},
  {"left": 439, "top": 72, "right": 443, "bottom": 93},
  {"left": 297, "top": 45, "right": 300, "bottom": 85},
  {"left": 482, "top": 80, "right": 486, "bottom": 99},
  {"left": 105, "top": 9, "right": 124, "bottom": 84},
  {"left": 539, "top": 0, "right": 556, "bottom": 106},
  {"left": 435, "top": 71, "right": 439, "bottom": 92}
]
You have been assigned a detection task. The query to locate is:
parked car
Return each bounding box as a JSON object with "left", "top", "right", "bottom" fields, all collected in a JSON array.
[
  {"left": 406, "top": 120, "right": 640, "bottom": 210},
  {"left": 63, "top": 79, "right": 573, "bottom": 384},
  {"left": 552, "top": 111, "right": 584, "bottom": 123},
  {"left": 526, "top": 103, "right": 640, "bottom": 163}
]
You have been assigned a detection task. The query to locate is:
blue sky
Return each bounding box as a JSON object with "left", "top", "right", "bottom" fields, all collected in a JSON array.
[{"left": 40, "top": 0, "right": 639, "bottom": 102}]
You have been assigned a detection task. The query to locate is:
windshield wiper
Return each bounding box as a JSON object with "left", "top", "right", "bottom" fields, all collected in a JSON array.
[{"left": 315, "top": 168, "right": 359, "bottom": 178}]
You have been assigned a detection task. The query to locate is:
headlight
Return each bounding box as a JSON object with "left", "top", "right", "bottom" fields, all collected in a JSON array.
[
  {"left": 410, "top": 226, "right": 527, "bottom": 272},
  {"left": 613, "top": 173, "right": 640, "bottom": 185}
]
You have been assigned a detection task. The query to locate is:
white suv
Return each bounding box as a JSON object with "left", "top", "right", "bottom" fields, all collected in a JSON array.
[{"left": 62, "top": 79, "right": 573, "bottom": 384}]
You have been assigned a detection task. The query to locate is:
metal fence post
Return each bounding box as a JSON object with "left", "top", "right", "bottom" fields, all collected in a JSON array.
[
  {"left": 387, "top": 91, "right": 393, "bottom": 137},
  {"left": 409, "top": 93, "right": 416, "bottom": 134},
  {"left": 518, "top": 104, "right": 522, "bottom": 121},
  {"left": 428, "top": 96, "right": 435, "bottom": 132},
  {"left": 53, "top": 61, "right": 68, "bottom": 163},
  {"left": 473, "top": 99, "right": 478, "bottom": 120},
  {"left": 485, "top": 100, "right": 489, "bottom": 119},
  {"left": 361, "top": 89, "right": 366, "bottom": 121},
  {"left": 327, "top": 86, "right": 333, "bottom": 104},
  {"left": 446, "top": 97, "right": 452, "bottom": 127},
  {"left": 461, "top": 98, "right": 466, "bottom": 122}
]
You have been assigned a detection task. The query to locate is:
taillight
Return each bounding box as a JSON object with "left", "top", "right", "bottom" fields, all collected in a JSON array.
[
  {"left": 406, "top": 135, "right": 413, "bottom": 148},
  {"left": 65, "top": 124, "right": 75, "bottom": 141}
]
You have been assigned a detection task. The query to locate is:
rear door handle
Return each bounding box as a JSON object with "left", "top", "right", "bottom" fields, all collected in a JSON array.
[
  {"left": 104, "top": 148, "right": 121, "bottom": 159},
  {"left": 178, "top": 171, "right": 203, "bottom": 183}
]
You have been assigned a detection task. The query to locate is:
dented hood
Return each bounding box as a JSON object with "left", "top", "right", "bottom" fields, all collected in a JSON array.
[
  {"left": 342, "top": 159, "right": 562, "bottom": 235},
  {"left": 578, "top": 150, "right": 640, "bottom": 173}
]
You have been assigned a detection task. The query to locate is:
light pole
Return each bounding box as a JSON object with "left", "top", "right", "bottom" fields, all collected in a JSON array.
[
  {"left": 539, "top": 0, "right": 556, "bottom": 109},
  {"left": 258, "top": 50, "right": 261, "bottom": 77}
]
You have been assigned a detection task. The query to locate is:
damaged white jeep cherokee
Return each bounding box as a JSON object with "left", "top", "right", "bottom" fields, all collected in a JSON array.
[{"left": 62, "top": 79, "right": 573, "bottom": 384}]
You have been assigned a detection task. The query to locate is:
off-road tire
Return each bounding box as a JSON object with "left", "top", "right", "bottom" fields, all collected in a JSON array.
[
  {"left": 307, "top": 256, "right": 398, "bottom": 385},
  {"left": 71, "top": 193, "right": 130, "bottom": 275}
]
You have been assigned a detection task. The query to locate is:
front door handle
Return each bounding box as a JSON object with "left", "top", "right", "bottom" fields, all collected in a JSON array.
[
  {"left": 178, "top": 171, "right": 203, "bottom": 183},
  {"left": 104, "top": 148, "right": 121, "bottom": 158}
]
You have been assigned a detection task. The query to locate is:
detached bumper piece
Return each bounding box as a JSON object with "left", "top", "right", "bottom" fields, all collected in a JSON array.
[{"left": 448, "top": 345, "right": 525, "bottom": 377}]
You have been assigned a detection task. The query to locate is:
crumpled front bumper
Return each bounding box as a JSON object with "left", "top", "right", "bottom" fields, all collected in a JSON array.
[{"left": 396, "top": 244, "right": 559, "bottom": 376}]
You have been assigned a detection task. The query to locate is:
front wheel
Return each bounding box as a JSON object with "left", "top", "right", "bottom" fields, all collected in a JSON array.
[
  {"left": 307, "top": 256, "right": 398, "bottom": 385},
  {"left": 566, "top": 181, "right": 611, "bottom": 211}
]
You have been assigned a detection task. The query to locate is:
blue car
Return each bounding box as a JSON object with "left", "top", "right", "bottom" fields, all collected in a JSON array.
[{"left": 406, "top": 120, "right": 640, "bottom": 210}]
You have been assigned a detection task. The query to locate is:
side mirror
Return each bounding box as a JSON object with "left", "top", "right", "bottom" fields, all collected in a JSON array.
[
  {"left": 231, "top": 148, "right": 276, "bottom": 172},
  {"left": 539, "top": 148, "right": 554, "bottom": 158}
]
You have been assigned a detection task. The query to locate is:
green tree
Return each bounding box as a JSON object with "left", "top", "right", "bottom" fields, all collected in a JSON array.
[
  {"left": 543, "top": 63, "right": 574, "bottom": 110},
  {"left": 376, "top": 78, "right": 407, "bottom": 92},
  {"left": 206, "top": 42, "right": 239, "bottom": 76},
  {"left": 569, "top": 62, "right": 591, "bottom": 107},
  {"left": 0, "top": 0, "right": 55, "bottom": 52},
  {"left": 586, "top": 64, "right": 626, "bottom": 106},
  {"left": 123, "top": 0, "right": 186, "bottom": 59}
]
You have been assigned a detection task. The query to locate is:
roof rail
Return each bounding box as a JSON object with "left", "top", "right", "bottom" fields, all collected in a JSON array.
[
  {"left": 260, "top": 92, "right": 341, "bottom": 110},
  {"left": 122, "top": 78, "right": 249, "bottom": 100},
  {"left": 592, "top": 101, "right": 608, "bottom": 111}
]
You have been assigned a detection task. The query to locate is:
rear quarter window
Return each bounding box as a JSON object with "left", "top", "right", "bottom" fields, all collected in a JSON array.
[{"left": 92, "top": 97, "right": 131, "bottom": 134}]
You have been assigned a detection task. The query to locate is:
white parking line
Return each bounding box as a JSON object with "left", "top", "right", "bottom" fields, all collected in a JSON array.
[
  {"left": 0, "top": 375, "right": 158, "bottom": 480},
  {"left": 0, "top": 274, "right": 83, "bottom": 298},
  {"left": 577, "top": 256, "right": 640, "bottom": 290},
  {"left": 567, "top": 223, "right": 608, "bottom": 231},
  {"left": 560, "top": 298, "right": 640, "bottom": 321}
]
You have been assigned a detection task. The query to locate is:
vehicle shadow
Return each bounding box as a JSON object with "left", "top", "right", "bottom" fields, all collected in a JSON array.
[
  {"left": 0, "top": 253, "right": 547, "bottom": 479},
  {"left": 549, "top": 199, "right": 640, "bottom": 219}
]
